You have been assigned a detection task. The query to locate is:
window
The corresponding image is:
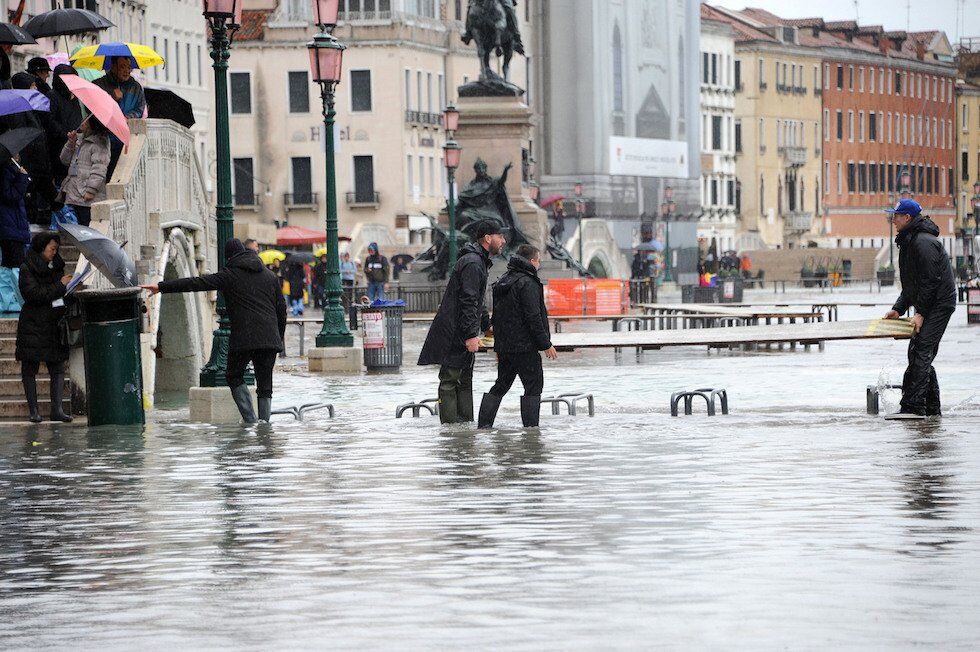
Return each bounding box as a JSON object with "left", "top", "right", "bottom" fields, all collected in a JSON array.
[
  {"left": 288, "top": 71, "right": 309, "bottom": 113},
  {"left": 824, "top": 109, "right": 830, "bottom": 140},
  {"left": 869, "top": 112, "right": 877, "bottom": 142},
  {"left": 858, "top": 111, "right": 864, "bottom": 142},
  {"left": 152, "top": 36, "right": 158, "bottom": 79},
  {"left": 870, "top": 162, "right": 878, "bottom": 192},
  {"left": 963, "top": 103, "right": 969, "bottom": 130},
  {"left": 734, "top": 59, "right": 741, "bottom": 89},
  {"left": 848, "top": 65, "right": 853, "bottom": 90},
  {"left": 175, "top": 40, "right": 180, "bottom": 84},
  {"left": 824, "top": 161, "right": 829, "bottom": 192},
  {"left": 229, "top": 72, "right": 251, "bottom": 114},
  {"left": 894, "top": 71, "right": 902, "bottom": 94},
  {"left": 164, "top": 38, "right": 169, "bottom": 81},
  {"left": 847, "top": 162, "right": 855, "bottom": 193},
  {"left": 887, "top": 112, "right": 892, "bottom": 143},
  {"left": 418, "top": 155, "right": 425, "bottom": 196},
  {"left": 858, "top": 66, "right": 864, "bottom": 92},
  {"left": 963, "top": 150, "right": 970, "bottom": 181},
  {"left": 848, "top": 110, "right": 854, "bottom": 142},
  {"left": 353, "top": 156, "right": 375, "bottom": 203},
  {"left": 416, "top": 71, "right": 422, "bottom": 114},
  {"left": 438, "top": 73, "right": 445, "bottom": 110},
  {"left": 888, "top": 162, "right": 895, "bottom": 192},
  {"left": 836, "top": 110, "right": 843, "bottom": 140},
  {"left": 291, "top": 158, "right": 313, "bottom": 204},
  {"left": 711, "top": 115, "right": 722, "bottom": 150},
  {"left": 404, "top": 70, "right": 411, "bottom": 110},
  {"left": 837, "top": 161, "right": 843, "bottom": 193},
  {"left": 710, "top": 178, "right": 718, "bottom": 205},
  {"left": 197, "top": 45, "right": 202, "bottom": 86},
  {"left": 926, "top": 165, "right": 933, "bottom": 194},
  {"left": 232, "top": 158, "right": 254, "bottom": 206},
  {"left": 711, "top": 53, "right": 718, "bottom": 85},
  {"left": 836, "top": 64, "right": 843, "bottom": 90},
  {"left": 824, "top": 63, "right": 829, "bottom": 89},
  {"left": 759, "top": 118, "right": 765, "bottom": 152},
  {"left": 426, "top": 72, "right": 433, "bottom": 113},
  {"left": 350, "top": 70, "right": 372, "bottom": 111},
  {"left": 407, "top": 155, "right": 414, "bottom": 194},
  {"left": 758, "top": 58, "right": 765, "bottom": 87},
  {"left": 735, "top": 120, "right": 742, "bottom": 152},
  {"left": 878, "top": 68, "right": 884, "bottom": 94},
  {"left": 858, "top": 162, "right": 867, "bottom": 192},
  {"left": 186, "top": 43, "right": 191, "bottom": 87},
  {"left": 813, "top": 65, "right": 819, "bottom": 90}
]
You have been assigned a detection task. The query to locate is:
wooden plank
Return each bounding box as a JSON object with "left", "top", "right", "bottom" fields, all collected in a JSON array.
[
  {"left": 480, "top": 319, "right": 913, "bottom": 351},
  {"left": 637, "top": 303, "right": 821, "bottom": 320}
]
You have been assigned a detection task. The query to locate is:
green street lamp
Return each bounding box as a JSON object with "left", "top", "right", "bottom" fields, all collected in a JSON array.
[
  {"left": 309, "top": 0, "right": 353, "bottom": 348},
  {"left": 443, "top": 139, "right": 462, "bottom": 270},
  {"left": 199, "top": 0, "right": 242, "bottom": 387},
  {"left": 662, "top": 184, "right": 674, "bottom": 282}
]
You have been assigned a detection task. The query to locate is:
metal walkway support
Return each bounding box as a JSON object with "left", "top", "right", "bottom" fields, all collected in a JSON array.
[
  {"left": 396, "top": 398, "right": 440, "bottom": 418},
  {"left": 670, "top": 388, "right": 729, "bottom": 416},
  {"left": 866, "top": 384, "right": 904, "bottom": 415},
  {"left": 542, "top": 393, "right": 596, "bottom": 417},
  {"left": 271, "top": 403, "right": 335, "bottom": 421}
]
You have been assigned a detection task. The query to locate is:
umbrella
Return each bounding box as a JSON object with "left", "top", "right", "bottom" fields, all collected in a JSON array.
[
  {"left": 259, "top": 250, "right": 286, "bottom": 265},
  {"left": 391, "top": 254, "right": 414, "bottom": 267},
  {"left": 144, "top": 88, "right": 195, "bottom": 128},
  {"left": 23, "top": 8, "right": 113, "bottom": 38},
  {"left": 539, "top": 194, "right": 565, "bottom": 209},
  {"left": 0, "top": 127, "right": 43, "bottom": 167},
  {"left": 59, "top": 75, "right": 130, "bottom": 146},
  {"left": 276, "top": 226, "right": 326, "bottom": 246},
  {"left": 284, "top": 251, "right": 317, "bottom": 264},
  {"left": 636, "top": 240, "right": 664, "bottom": 252},
  {"left": 0, "top": 90, "right": 50, "bottom": 117},
  {"left": 70, "top": 42, "right": 164, "bottom": 71},
  {"left": 0, "top": 22, "right": 37, "bottom": 45},
  {"left": 58, "top": 223, "right": 136, "bottom": 288}
]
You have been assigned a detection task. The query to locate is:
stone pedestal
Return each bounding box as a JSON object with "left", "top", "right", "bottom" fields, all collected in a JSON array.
[
  {"left": 189, "top": 386, "right": 255, "bottom": 424},
  {"left": 454, "top": 94, "right": 549, "bottom": 248},
  {"left": 308, "top": 346, "right": 364, "bottom": 374}
]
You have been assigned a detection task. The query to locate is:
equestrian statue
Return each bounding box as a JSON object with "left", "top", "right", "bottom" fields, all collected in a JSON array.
[{"left": 461, "top": 0, "right": 526, "bottom": 96}]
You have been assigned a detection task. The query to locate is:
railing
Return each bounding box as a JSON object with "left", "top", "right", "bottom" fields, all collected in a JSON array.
[
  {"left": 346, "top": 191, "right": 380, "bottom": 206},
  {"left": 759, "top": 82, "right": 768, "bottom": 91},
  {"left": 284, "top": 192, "right": 319, "bottom": 209},
  {"left": 776, "top": 83, "right": 791, "bottom": 93},
  {"left": 235, "top": 193, "right": 260, "bottom": 208},
  {"left": 404, "top": 110, "right": 442, "bottom": 126},
  {"left": 792, "top": 86, "right": 807, "bottom": 94},
  {"left": 780, "top": 146, "right": 807, "bottom": 166},
  {"left": 338, "top": 10, "right": 393, "bottom": 22},
  {"left": 783, "top": 211, "right": 813, "bottom": 232},
  {"left": 629, "top": 279, "right": 658, "bottom": 306}
]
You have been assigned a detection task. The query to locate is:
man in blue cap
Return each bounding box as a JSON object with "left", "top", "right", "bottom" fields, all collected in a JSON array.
[{"left": 882, "top": 199, "right": 956, "bottom": 420}]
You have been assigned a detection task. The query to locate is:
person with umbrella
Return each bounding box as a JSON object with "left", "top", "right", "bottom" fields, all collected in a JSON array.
[
  {"left": 26, "top": 57, "right": 52, "bottom": 95},
  {"left": 58, "top": 114, "right": 110, "bottom": 226},
  {"left": 92, "top": 56, "right": 145, "bottom": 178},
  {"left": 285, "top": 258, "right": 307, "bottom": 316},
  {"left": 2, "top": 74, "right": 55, "bottom": 226},
  {"left": 0, "top": 155, "right": 30, "bottom": 312},
  {"left": 45, "top": 65, "right": 83, "bottom": 186},
  {"left": 16, "top": 231, "right": 74, "bottom": 423},
  {"left": 141, "top": 239, "right": 288, "bottom": 425}
]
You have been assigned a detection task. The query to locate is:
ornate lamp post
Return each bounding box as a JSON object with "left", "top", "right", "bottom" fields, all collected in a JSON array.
[
  {"left": 199, "top": 0, "right": 242, "bottom": 387},
  {"left": 309, "top": 0, "right": 353, "bottom": 348},
  {"left": 662, "top": 184, "right": 675, "bottom": 282},
  {"left": 574, "top": 181, "right": 584, "bottom": 266},
  {"left": 442, "top": 102, "right": 461, "bottom": 270}
]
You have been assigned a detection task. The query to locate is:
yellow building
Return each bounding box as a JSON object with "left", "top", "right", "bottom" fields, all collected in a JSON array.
[{"left": 956, "top": 40, "right": 980, "bottom": 270}]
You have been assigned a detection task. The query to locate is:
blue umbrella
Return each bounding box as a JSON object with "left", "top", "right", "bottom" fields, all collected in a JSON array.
[{"left": 0, "top": 89, "right": 50, "bottom": 117}]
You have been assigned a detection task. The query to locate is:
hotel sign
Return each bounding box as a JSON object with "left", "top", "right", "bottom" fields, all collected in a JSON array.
[{"left": 609, "top": 136, "right": 687, "bottom": 178}]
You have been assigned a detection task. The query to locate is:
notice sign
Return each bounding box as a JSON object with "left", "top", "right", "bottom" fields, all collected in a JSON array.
[
  {"left": 609, "top": 136, "right": 687, "bottom": 178},
  {"left": 362, "top": 311, "right": 385, "bottom": 349}
]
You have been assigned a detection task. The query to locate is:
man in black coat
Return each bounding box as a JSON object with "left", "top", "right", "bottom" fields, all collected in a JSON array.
[
  {"left": 418, "top": 221, "right": 506, "bottom": 423},
  {"left": 478, "top": 244, "right": 558, "bottom": 428},
  {"left": 142, "top": 239, "right": 287, "bottom": 424},
  {"left": 882, "top": 199, "right": 957, "bottom": 420}
]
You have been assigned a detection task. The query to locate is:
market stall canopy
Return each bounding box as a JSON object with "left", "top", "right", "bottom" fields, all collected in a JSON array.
[{"left": 276, "top": 226, "right": 326, "bottom": 246}]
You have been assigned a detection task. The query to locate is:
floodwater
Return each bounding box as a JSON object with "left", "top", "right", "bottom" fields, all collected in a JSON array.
[{"left": 2, "top": 289, "right": 979, "bottom": 648}]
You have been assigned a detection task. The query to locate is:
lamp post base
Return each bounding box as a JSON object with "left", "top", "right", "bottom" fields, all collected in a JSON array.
[
  {"left": 189, "top": 386, "right": 255, "bottom": 424},
  {"left": 309, "top": 346, "right": 363, "bottom": 374}
]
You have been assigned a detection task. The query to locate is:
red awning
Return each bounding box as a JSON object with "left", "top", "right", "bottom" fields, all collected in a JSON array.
[{"left": 276, "top": 226, "right": 327, "bottom": 246}]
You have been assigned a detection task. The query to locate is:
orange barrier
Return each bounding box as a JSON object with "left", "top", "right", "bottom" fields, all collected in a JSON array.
[{"left": 545, "top": 279, "right": 630, "bottom": 316}]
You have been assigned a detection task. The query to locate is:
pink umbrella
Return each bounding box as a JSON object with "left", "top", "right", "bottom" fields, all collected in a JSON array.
[
  {"left": 539, "top": 194, "right": 565, "bottom": 209},
  {"left": 45, "top": 52, "right": 71, "bottom": 70},
  {"left": 59, "top": 74, "right": 130, "bottom": 147}
]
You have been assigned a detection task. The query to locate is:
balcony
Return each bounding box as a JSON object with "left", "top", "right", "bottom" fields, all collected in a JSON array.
[
  {"left": 405, "top": 110, "right": 442, "bottom": 126},
  {"left": 759, "top": 81, "right": 768, "bottom": 91},
  {"left": 284, "top": 192, "right": 319, "bottom": 210},
  {"left": 792, "top": 86, "right": 807, "bottom": 95},
  {"left": 783, "top": 211, "right": 813, "bottom": 232},
  {"left": 234, "top": 193, "right": 260, "bottom": 210},
  {"left": 346, "top": 191, "right": 381, "bottom": 208},
  {"left": 338, "top": 10, "right": 393, "bottom": 22},
  {"left": 814, "top": 87, "right": 823, "bottom": 96},
  {"left": 779, "top": 146, "right": 807, "bottom": 167},
  {"left": 776, "top": 83, "right": 791, "bottom": 93},
  {"left": 735, "top": 82, "right": 744, "bottom": 92}
]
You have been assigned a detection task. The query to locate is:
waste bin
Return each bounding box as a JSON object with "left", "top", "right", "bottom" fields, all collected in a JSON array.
[
  {"left": 719, "top": 276, "right": 744, "bottom": 303},
  {"left": 682, "top": 285, "right": 719, "bottom": 303},
  {"left": 359, "top": 300, "right": 405, "bottom": 371},
  {"left": 76, "top": 287, "right": 145, "bottom": 426}
]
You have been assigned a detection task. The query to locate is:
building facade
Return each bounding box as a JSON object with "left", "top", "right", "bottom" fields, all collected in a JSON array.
[
  {"left": 229, "top": 0, "right": 537, "bottom": 260},
  {"left": 698, "top": 13, "right": 737, "bottom": 252},
  {"left": 956, "top": 39, "right": 980, "bottom": 270}
]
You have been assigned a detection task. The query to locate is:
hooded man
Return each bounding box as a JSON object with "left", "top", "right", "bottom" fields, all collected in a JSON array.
[
  {"left": 419, "top": 220, "right": 506, "bottom": 423},
  {"left": 364, "top": 242, "right": 389, "bottom": 302},
  {"left": 477, "top": 244, "right": 558, "bottom": 429},
  {"left": 882, "top": 199, "right": 957, "bottom": 420},
  {"left": 141, "top": 239, "right": 287, "bottom": 424}
]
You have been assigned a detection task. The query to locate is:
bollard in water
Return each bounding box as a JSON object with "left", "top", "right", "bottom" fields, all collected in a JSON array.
[{"left": 866, "top": 385, "right": 903, "bottom": 415}]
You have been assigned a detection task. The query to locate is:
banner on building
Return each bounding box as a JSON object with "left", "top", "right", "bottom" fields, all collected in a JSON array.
[{"left": 609, "top": 136, "right": 688, "bottom": 178}]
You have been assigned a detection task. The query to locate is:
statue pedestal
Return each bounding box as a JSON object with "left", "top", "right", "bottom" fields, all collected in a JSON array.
[{"left": 454, "top": 94, "right": 549, "bottom": 248}]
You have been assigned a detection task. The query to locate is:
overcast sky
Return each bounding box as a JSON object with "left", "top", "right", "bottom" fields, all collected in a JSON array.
[{"left": 710, "top": 0, "right": 980, "bottom": 46}]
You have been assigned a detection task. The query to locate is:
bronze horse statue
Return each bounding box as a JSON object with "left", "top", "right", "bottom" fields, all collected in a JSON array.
[{"left": 462, "top": 0, "right": 524, "bottom": 82}]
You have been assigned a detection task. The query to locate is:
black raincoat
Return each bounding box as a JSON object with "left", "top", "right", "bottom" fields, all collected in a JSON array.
[
  {"left": 418, "top": 241, "right": 492, "bottom": 368},
  {"left": 892, "top": 215, "right": 956, "bottom": 317},
  {"left": 491, "top": 255, "right": 552, "bottom": 354},
  {"left": 16, "top": 248, "right": 68, "bottom": 363}
]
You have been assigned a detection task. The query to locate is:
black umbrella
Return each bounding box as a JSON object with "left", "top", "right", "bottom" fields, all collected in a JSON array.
[
  {"left": 0, "top": 127, "right": 43, "bottom": 167},
  {"left": 145, "top": 88, "right": 195, "bottom": 128},
  {"left": 0, "top": 22, "right": 37, "bottom": 45},
  {"left": 23, "top": 8, "right": 113, "bottom": 38},
  {"left": 284, "top": 251, "right": 317, "bottom": 264},
  {"left": 58, "top": 223, "right": 137, "bottom": 289}
]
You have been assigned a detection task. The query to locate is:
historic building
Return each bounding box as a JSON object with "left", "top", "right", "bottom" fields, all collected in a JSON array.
[
  {"left": 229, "top": 0, "right": 537, "bottom": 260},
  {"left": 955, "top": 38, "right": 980, "bottom": 269}
]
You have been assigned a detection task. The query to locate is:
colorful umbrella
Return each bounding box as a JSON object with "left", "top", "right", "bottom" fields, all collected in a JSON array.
[
  {"left": 70, "top": 42, "right": 164, "bottom": 71},
  {"left": 0, "top": 90, "right": 50, "bottom": 117},
  {"left": 23, "top": 8, "right": 113, "bottom": 38},
  {"left": 539, "top": 194, "right": 565, "bottom": 209},
  {"left": 59, "top": 75, "right": 130, "bottom": 147},
  {"left": 258, "top": 250, "right": 286, "bottom": 265}
]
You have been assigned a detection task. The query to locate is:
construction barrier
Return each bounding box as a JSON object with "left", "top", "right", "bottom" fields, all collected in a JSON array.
[
  {"left": 545, "top": 279, "right": 630, "bottom": 316},
  {"left": 968, "top": 288, "right": 980, "bottom": 325}
]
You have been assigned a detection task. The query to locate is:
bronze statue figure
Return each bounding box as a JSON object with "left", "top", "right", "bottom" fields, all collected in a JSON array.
[{"left": 461, "top": 0, "right": 525, "bottom": 96}]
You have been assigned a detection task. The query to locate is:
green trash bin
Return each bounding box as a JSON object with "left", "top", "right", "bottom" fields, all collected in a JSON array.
[{"left": 76, "top": 287, "right": 145, "bottom": 426}]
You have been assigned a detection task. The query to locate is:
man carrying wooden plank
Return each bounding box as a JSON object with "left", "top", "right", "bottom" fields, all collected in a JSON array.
[{"left": 882, "top": 200, "right": 957, "bottom": 420}]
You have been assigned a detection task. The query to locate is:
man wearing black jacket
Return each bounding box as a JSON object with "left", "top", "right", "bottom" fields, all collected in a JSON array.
[
  {"left": 478, "top": 245, "right": 558, "bottom": 428},
  {"left": 142, "top": 239, "right": 287, "bottom": 424},
  {"left": 882, "top": 199, "right": 957, "bottom": 420},
  {"left": 418, "top": 221, "right": 506, "bottom": 423}
]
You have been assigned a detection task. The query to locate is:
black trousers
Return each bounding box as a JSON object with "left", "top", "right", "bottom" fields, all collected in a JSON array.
[
  {"left": 21, "top": 360, "right": 65, "bottom": 378},
  {"left": 1, "top": 240, "right": 26, "bottom": 269},
  {"left": 226, "top": 349, "right": 278, "bottom": 399},
  {"left": 489, "top": 352, "right": 544, "bottom": 398},
  {"left": 901, "top": 307, "right": 954, "bottom": 415}
]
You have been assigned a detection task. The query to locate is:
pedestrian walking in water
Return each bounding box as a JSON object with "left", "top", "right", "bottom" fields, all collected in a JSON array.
[
  {"left": 364, "top": 242, "right": 389, "bottom": 302},
  {"left": 286, "top": 259, "right": 306, "bottom": 316},
  {"left": 16, "top": 232, "right": 73, "bottom": 423},
  {"left": 478, "top": 244, "right": 558, "bottom": 428},
  {"left": 418, "top": 221, "right": 505, "bottom": 423},
  {"left": 882, "top": 199, "right": 957, "bottom": 420},
  {"left": 142, "top": 239, "right": 287, "bottom": 424}
]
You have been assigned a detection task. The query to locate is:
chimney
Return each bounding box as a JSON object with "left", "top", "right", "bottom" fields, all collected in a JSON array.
[
  {"left": 879, "top": 38, "right": 890, "bottom": 54},
  {"left": 916, "top": 42, "right": 926, "bottom": 60}
]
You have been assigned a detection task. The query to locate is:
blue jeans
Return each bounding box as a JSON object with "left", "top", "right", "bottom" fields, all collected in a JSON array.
[{"left": 367, "top": 282, "right": 385, "bottom": 303}]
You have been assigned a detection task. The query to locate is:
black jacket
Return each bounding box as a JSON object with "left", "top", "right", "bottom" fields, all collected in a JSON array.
[
  {"left": 892, "top": 215, "right": 956, "bottom": 317},
  {"left": 16, "top": 249, "right": 68, "bottom": 362},
  {"left": 491, "top": 255, "right": 552, "bottom": 354},
  {"left": 418, "top": 241, "right": 492, "bottom": 368},
  {"left": 364, "top": 253, "right": 389, "bottom": 283},
  {"left": 46, "top": 66, "right": 85, "bottom": 184},
  {"left": 159, "top": 250, "right": 287, "bottom": 352},
  {"left": 286, "top": 262, "right": 306, "bottom": 300}
]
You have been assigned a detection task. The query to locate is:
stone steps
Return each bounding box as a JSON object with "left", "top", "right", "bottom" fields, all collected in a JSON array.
[
  {"left": 0, "top": 398, "right": 72, "bottom": 419},
  {"left": 0, "top": 337, "right": 14, "bottom": 357},
  {"left": 0, "top": 377, "right": 61, "bottom": 395}
]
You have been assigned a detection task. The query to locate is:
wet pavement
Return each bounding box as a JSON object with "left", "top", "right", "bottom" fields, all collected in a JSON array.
[{"left": 1, "top": 290, "right": 979, "bottom": 647}]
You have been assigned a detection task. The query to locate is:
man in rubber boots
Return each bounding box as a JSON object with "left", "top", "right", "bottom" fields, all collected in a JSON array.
[
  {"left": 418, "top": 221, "right": 506, "bottom": 423},
  {"left": 882, "top": 199, "right": 957, "bottom": 420}
]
